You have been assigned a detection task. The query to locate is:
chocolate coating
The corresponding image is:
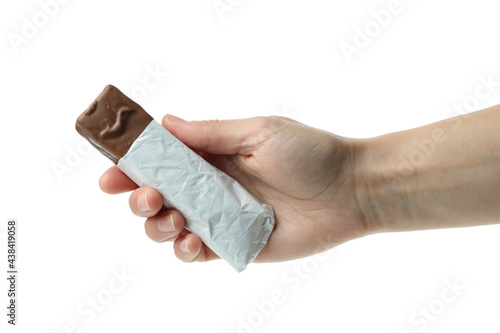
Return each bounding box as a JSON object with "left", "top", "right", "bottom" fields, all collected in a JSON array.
[{"left": 76, "top": 85, "right": 153, "bottom": 164}]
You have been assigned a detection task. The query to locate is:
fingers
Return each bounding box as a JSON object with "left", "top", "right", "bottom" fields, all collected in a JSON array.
[
  {"left": 144, "top": 209, "right": 219, "bottom": 262},
  {"left": 144, "top": 209, "right": 186, "bottom": 242},
  {"left": 129, "top": 187, "right": 164, "bottom": 217},
  {"left": 101, "top": 118, "right": 244, "bottom": 266},
  {"left": 162, "top": 114, "right": 278, "bottom": 155},
  {"left": 99, "top": 166, "right": 138, "bottom": 194},
  {"left": 173, "top": 233, "right": 220, "bottom": 263}
]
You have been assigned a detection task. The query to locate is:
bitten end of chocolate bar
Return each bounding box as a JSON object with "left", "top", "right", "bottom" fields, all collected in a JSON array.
[{"left": 76, "top": 85, "right": 154, "bottom": 164}]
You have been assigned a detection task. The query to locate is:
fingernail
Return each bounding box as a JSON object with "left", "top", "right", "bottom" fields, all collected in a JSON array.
[
  {"left": 137, "top": 191, "right": 150, "bottom": 212},
  {"left": 157, "top": 213, "right": 176, "bottom": 233},
  {"left": 180, "top": 239, "right": 190, "bottom": 254},
  {"left": 166, "top": 114, "right": 186, "bottom": 123}
]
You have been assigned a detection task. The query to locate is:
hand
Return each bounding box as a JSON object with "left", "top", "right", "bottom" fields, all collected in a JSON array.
[{"left": 99, "top": 115, "right": 370, "bottom": 264}]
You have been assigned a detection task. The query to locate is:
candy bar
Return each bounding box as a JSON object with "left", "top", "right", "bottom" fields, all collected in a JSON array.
[{"left": 76, "top": 85, "right": 275, "bottom": 272}]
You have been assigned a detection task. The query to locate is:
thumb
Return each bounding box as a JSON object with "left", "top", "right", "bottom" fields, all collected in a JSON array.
[{"left": 162, "top": 114, "right": 274, "bottom": 155}]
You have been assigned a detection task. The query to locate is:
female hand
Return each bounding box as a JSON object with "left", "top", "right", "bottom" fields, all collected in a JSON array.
[{"left": 99, "top": 115, "right": 369, "bottom": 264}]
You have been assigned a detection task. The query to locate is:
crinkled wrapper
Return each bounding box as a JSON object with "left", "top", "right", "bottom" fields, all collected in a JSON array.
[{"left": 117, "top": 120, "right": 275, "bottom": 272}]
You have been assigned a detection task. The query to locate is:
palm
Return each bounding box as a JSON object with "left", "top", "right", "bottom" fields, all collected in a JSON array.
[{"left": 215, "top": 118, "right": 366, "bottom": 262}]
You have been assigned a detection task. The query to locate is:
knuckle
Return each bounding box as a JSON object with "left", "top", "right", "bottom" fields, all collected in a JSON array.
[{"left": 198, "top": 119, "right": 221, "bottom": 151}]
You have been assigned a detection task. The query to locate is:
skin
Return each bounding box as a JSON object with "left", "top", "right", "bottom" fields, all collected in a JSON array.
[{"left": 99, "top": 106, "right": 500, "bottom": 265}]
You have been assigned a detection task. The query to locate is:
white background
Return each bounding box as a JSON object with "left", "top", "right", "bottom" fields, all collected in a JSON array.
[{"left": 1, "top": 0, "right": 500, "bottom": 332}]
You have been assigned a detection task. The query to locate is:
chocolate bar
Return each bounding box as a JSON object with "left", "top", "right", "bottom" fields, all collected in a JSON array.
[
  {"left": 76, "top": 85, "right": 275, "bottom": 272},
  {"left": 75, "top": 85, "right": 153, "bottom": 164}
]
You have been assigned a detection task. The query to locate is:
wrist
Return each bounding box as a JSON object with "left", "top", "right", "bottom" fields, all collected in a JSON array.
[{"left": 351, "top": 135, "right": 414, "bottom": 234}]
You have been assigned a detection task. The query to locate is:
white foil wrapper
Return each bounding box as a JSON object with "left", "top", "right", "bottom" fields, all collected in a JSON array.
[{"left": 117, "top": 120, "right": 275, "bottom": 272}]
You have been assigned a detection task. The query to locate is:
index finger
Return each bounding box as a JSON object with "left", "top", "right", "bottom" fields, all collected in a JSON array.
[{"left": 99, "top": 165, "right": 139, "bottom": 194}]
